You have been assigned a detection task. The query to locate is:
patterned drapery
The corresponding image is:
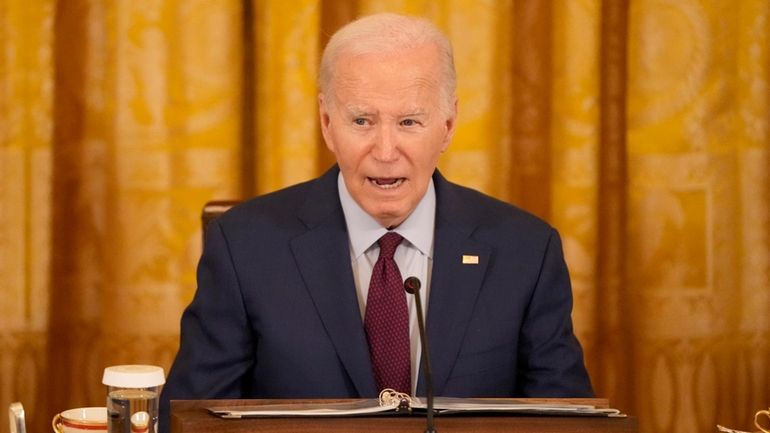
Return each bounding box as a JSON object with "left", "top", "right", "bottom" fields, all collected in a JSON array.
[{"left": 1, "top": 1, "right": 768, "bottom": 433}]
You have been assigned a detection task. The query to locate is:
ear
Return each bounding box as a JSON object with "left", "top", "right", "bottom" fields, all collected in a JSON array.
[
  {"left": 440, "top": 97, "right": 458, "bottom": 152},
  {"left": 318, "top": 93, "right": 336, "bottom": 153}
]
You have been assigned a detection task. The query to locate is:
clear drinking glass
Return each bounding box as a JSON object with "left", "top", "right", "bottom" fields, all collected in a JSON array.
[{"left": 103, "top": 365, "right": 165, "bottom": 433}]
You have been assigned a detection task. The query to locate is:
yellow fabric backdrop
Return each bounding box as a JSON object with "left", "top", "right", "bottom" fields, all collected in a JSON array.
[{"left": 1, "top": 1, "right": 768, "bottom": 433}]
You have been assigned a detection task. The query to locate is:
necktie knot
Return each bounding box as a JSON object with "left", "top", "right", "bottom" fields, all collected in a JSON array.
[{"left": 378, "top": 232, "right": 403, "bottom": 259}]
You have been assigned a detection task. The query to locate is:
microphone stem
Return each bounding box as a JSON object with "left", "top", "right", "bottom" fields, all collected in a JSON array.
[{"left": 413, "top": 288, "right": 436, "bottom": 433}]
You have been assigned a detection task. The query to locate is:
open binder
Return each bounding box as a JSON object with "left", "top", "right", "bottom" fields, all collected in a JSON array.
[{"left": 207, "top": 389, "right": 625, "bottom": 419}]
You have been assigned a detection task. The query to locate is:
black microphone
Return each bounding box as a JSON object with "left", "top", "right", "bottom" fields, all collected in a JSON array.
[{"left": 404, "top": 276, "right": 436, "bottom": 433}]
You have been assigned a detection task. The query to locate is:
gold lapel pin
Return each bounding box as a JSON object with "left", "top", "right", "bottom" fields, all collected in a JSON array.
[{"left": 462, "top": 255, "right": 479, "bottom": 265}]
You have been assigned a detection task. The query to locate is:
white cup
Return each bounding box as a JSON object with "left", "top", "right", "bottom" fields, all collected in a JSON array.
[{"left": 52, "top": 407, "right": 108, "bottom": 433}]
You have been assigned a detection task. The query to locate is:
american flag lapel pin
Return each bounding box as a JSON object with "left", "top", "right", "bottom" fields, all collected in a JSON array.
[{"left": 462, "top": 255, "right": 479, "bottom": 265}]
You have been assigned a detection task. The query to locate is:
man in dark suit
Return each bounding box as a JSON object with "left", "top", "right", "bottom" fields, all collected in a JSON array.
[{"left": 160, "top": 12, "right": 592, "bottom": 433}]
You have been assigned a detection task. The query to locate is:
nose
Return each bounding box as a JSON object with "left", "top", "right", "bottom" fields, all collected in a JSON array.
[{"left": 371, "top": 125, "right": 399, "bottom": 162}]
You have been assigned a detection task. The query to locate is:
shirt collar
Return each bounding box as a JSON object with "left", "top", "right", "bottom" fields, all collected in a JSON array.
[{"left": 337, "top": 173, "right": 435, "bottom": 259}]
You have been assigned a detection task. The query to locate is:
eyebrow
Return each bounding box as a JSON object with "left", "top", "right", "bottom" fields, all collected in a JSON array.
[
  {"left": 401, "top": 111, "right": 428, "bottom": 117},
  {"left": 343, "top": 106, "right": 429, "bottom": 118},
  {"left": 345, "top": 105, "right": 429, "bottom": 118},
  {"left": 344, "top": 106, "right": 375, "bottom": 117}
]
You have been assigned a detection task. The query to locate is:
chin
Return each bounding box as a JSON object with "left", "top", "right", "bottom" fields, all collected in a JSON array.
[
  {"left": 374, "top": 197, "right": 420, "bottom": 224},
  {"left": 379, "top": 212, "right": 409, "bottom": 228}
]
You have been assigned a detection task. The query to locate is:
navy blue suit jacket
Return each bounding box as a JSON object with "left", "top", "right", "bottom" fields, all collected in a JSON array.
[{"left": 160, "top": 166, "right": 592, "bottom": 432}]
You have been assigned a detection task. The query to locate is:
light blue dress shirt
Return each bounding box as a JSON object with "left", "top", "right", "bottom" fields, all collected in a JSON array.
[{"left": 337, "top": 173, "right": 435, "bottom": 395}]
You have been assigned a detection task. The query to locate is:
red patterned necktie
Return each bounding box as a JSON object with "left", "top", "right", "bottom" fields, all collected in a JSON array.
[{"left": 364, "top": 232, "right": 411, "bottom": 394}]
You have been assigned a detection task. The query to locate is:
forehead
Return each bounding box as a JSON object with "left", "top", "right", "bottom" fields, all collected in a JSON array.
[{"left": 330, "top": 44, "right": 443, "bottom": 107}]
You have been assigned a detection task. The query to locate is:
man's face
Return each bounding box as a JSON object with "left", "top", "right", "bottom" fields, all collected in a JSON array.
[{"left": 319, "top": 43, "right": 457, "bottom": 228}]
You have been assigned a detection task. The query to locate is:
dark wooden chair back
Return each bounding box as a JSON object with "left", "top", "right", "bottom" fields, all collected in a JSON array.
[{"left": 201, "top": 200, "right": 240, "bottom": 244}]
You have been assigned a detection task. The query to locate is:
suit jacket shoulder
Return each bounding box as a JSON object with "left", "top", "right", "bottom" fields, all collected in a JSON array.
[
  {"left": 218, "top": 167, "right": 340, "bottom": 229},
  {"left": 433, "top": 173, "right": 556, "bottom": 250},
  {"left": 211, "top": 167, "right": 343, "bottom": 253}
]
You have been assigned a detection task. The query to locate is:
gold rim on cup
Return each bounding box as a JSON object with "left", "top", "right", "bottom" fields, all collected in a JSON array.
[
  {"left": 52, "top": 407, "right": 107, "bottom": 433},
  {"left": 756, "top": 409, "right": 770, "bottom": 433}
]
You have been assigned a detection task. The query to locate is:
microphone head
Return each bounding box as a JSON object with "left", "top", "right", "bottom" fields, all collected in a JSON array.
[{"left": 403, "top": 276, "right": 421, "bottom": 294}]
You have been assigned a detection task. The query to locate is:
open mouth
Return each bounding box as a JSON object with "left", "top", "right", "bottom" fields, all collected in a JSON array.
[{"left": 368, "top": 177, "right": 405, "bottom": 189}]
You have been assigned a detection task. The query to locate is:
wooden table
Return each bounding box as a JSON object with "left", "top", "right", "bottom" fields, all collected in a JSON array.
[{"left": 171, "top": 398, "right": 638, "bottom": 433}]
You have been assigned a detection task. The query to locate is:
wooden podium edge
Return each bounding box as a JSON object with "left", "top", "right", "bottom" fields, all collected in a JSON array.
[{"left": 171, "top": 398, "right": 636, "bottom": 433}]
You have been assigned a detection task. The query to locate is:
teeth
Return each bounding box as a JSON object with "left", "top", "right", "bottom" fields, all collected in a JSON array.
[{"left": 369, "top": 178, "right": 404, "bottom": 189}]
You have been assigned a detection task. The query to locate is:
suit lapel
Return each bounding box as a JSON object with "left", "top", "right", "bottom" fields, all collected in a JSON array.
[
  {"left": 290, "top": 167, "right": 377, "bottom": 397},
  {"left": 288, "top": 168, "right": 492, "bottom": 397},
  {"left": 418, "top": 173, "right": 491, "bottom": 396}
]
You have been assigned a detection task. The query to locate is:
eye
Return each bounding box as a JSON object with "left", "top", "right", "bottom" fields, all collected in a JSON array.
[
  {"left": 400, "top": 119, "right": 417, "bottom": 127},
  {"left": 353, "top": 118, "right": 367, "bottom": 126}
]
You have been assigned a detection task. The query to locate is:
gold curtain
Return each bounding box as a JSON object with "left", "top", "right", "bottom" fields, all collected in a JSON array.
[{"left": 1, "top": 1, "right": 768, "bottom": 433}]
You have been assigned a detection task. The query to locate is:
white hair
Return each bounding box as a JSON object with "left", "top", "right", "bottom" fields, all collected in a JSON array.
[{"left": 318, "top": 13, "right": 457, "bottom": 113}]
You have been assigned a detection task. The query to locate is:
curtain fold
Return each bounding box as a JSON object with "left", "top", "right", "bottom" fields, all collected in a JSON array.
[
  {"left": 1, "top": 1, "right": 768, "bottom": 433},
  {"left": 626, "top": 1, "right": 770, "bottom": 431},
  {"left": 596, "top": 0, "right": 632, "bottom": 413},
  {"left": 1, "top": 0, "right": 55, "bottom": 429}
]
